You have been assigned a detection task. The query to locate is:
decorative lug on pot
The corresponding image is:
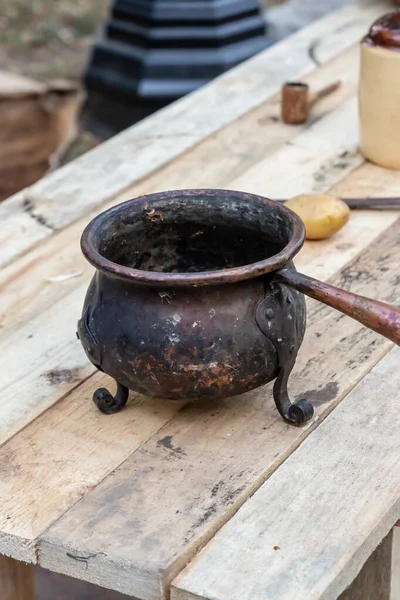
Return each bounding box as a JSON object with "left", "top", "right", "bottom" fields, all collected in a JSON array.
[{"left": 255, "top": 280, "right": 313, "bottom": 425}]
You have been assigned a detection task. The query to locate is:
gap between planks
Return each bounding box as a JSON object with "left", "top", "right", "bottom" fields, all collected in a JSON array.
[{"left": 0, "top": 0, "right": 392, "bottom": 268}]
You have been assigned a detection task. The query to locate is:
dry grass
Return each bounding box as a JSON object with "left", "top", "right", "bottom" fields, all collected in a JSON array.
[{"left": 0, "top": 0, "right": 109, "bottom": 81}]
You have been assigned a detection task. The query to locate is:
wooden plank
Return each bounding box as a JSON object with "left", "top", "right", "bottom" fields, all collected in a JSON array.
[
  {"left": 0, "top": 87, "right": 380, "bottom": 445},
  {"left": 0, "top": 287, "right": 94, "bottom": 447},
  {"left": 0, "top": 372, "right": 185, "bottom": 563},
  {"left": 171, "top": 347, "right": 400, "bottom": 600},
  {"left": 229, "top": 96, "right": 363, "bottom": 198},
  {"left": 0, "top": 555, "right": 34, "bottom": 600},
  {"left": 2, "top": 200, "right": 393, "bottom": 559},
  {"left": 1, "top": 186, "right": 395, "bottom": 560},
  {"left": 0, "top": 40, "right": 379, "bottom": 335},
  {"left": 38, "top": 217, "right": 400, "bottom": 600},
  {"left": 338, "top": 530, "right": 393, "bottom": 600},
  {"left": 0, "top": 0, "right": 391, "bottom": 268},
  {"left": 0, "top": 93, "right": 398, "bottom": 570},
  {"left": 294, "top": 162, "right": 400, "bottom": 280},
  {"left": 0, "top": 88, "right": 380, "bottom": 332}
]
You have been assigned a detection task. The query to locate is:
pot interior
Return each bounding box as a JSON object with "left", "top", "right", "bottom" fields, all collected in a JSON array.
[{"left": 98, "top": 193, "right": 294, "bottom": 274}]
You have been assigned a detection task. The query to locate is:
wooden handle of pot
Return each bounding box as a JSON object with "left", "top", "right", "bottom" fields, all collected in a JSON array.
[{"left": 277, "top": 268, "right": 400, "bottom": 346}]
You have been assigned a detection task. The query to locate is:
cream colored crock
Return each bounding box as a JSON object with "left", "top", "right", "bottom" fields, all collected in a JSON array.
[{"left": 359, "top": 14, "right": 400, "bottom": 169}]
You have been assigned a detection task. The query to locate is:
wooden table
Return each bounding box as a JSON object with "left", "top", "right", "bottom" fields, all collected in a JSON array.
[{"left": 1, "top": 1, "right": 400, "bottom": 598}]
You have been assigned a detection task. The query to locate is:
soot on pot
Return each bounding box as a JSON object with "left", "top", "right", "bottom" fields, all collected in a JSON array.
[{"left": 100, "top": 211, "right": 283, "bottom": 274}]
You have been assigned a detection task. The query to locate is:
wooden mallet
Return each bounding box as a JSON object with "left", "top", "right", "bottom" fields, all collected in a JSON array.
[{"left": 281, "top": 80, "right": 341, "bottom": 125}]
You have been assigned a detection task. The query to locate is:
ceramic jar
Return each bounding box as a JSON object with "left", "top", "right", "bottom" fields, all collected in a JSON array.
[{"left": 359, "top": 12, "right": 400, "bottom": 169}]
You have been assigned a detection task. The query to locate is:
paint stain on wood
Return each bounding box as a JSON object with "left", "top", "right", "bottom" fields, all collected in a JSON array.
[
  {"left": 296, "top": 381, "right": 339, "bottom": 406},
  {"left": 44, "top": 368, "right": 81, "bottom": 385},
  {"left": 156, "top": 435, "right": 186, "bottom": 457}
]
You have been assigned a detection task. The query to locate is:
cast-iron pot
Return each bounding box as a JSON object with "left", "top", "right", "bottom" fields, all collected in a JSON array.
[{"left": 77, "top": 189, "right": 400, "bottom": 425}]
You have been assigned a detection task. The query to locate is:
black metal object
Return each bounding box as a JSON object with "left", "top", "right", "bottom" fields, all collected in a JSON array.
[
  {"left": 255, "top": 279, "right": 312, "bottom": 425},
  {"left": 77, "top": 189, "right": 311, "bottom": 426},
  {"left": 77, "top": 189, "right": 400, "bottom": 427},
  {"left": 83, "top": 0, "right": 270, "bottom": 138}
]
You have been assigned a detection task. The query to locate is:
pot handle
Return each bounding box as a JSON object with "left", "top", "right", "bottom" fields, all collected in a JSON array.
[{"left": 276, "top": 268, "right": 400, "bottom": 346}]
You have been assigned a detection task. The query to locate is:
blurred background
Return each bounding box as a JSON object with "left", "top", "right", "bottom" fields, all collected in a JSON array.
[{"left": 0, "top": 0, "right": 352, "bottom": 198}]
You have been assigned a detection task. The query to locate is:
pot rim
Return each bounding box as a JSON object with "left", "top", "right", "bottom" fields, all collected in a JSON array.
[{"left": 81, "top": 189, "right": 305, "bottom": 287}]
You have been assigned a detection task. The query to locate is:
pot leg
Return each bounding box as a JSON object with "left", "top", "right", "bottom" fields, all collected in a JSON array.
[
  {"left": 93, "top": 381, "right": 129, "bottom": 414},
  {"left": 256, "top": 278, "right": 314, "bottom": 426},
  {"left": 273, "top": 355, "right": 314, "bottom": 426}
]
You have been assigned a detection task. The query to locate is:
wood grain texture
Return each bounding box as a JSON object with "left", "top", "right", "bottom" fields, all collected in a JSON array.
[
  {"left": 38, "top": 217, "right": 400, "bottom": 600},
  {"left": 229, "top": 96, "right": 363, "bottom": 198},
  {"left": 0, "top": 372, "right": 185, "bottom": 563},
  {"left": 171, "top": 348, "right": 400, "bottom": 600},
  {"left": 338, "top": 530, "right": 393, "bottom": 600},
  {"left": 0, "top": 287, "right": 94, "bottom": 447},
  {"left": 1, "top": 123, "right": 399, "bottom": 565},
  {"left": 0, "top": 555, "right": 34, "bottom": 600},
  {"left": 0, "top": 0, "right": 391, "bottom": 268}
]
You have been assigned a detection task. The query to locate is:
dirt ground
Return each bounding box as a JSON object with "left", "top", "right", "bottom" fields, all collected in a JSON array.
[{"left": 0, "top": 0, "right": 111, "bottom": 161}]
